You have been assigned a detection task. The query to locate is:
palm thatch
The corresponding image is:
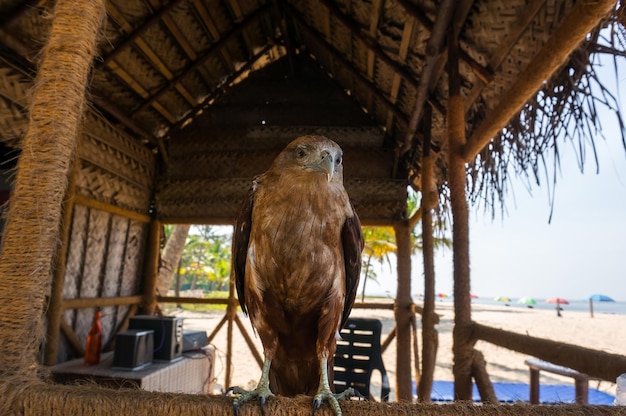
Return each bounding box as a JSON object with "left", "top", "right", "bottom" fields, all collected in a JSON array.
[{"left": 0, "top": 0, "right": 625, "bottom": 414}]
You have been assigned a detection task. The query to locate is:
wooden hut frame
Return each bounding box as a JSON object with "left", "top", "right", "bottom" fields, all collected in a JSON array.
[{"left": 1, "top": 0, "right": 626, "bottom": 414}]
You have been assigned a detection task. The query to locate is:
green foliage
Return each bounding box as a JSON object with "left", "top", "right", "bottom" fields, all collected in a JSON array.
[
  {"left": 359, "top": 188, "right": 452, "bottom": 299},
  {"left": 174, "top": 225, "right": 232, "bottom": 293}
]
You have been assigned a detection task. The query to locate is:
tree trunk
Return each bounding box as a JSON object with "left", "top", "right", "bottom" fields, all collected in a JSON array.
[
  {"left": 157, "top": 225, "right": 190, "bottom": 297},
  {"left": 360, "top": 255, "right": 372, "bottom": 302}
]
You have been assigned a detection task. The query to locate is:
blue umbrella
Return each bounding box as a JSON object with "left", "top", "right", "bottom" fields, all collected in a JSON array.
[
  {"left": 588, "top": 294, "right": 615, "bottom": 302},
  {"left": 588, "top": 294, "right": 615, "bottom": 317}
]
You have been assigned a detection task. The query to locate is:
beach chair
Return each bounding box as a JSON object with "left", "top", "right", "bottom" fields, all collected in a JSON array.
[{"left": 334, "top": 317, "right": 390, "bottom": 401}]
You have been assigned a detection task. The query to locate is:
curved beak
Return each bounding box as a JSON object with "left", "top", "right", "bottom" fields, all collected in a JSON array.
[
  {"left": 318, "top": 153, "right": 334, "bottom": 182},
  {"left": 306, "top": 151, "right": 335, "bottom": 181}
]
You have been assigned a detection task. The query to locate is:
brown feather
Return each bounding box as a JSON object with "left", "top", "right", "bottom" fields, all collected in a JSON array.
[{"left": 233, "top": 135, "right": 363, "bottom": 396}]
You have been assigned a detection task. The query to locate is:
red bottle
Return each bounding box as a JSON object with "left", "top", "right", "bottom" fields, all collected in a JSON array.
[{"left": 84, "top": 309, "right": 102, "bottom": 365}]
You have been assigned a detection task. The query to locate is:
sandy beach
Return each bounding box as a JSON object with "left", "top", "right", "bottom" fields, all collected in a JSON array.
[{"left": 174, "top": 299, "right": 625, "bottom": 400}]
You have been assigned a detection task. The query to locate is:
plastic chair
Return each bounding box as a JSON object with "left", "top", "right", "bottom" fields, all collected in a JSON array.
[{"left": 333, "top": 317, "right": 391, "bottom": 401}]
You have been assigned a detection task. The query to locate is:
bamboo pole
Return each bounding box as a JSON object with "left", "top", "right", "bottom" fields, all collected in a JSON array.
[
  {"left": 225, "top": 273, "right": 237, "bottom": 389},
  {"left": 141, "top": 219, "right": 161, "bottom": 315},
  {"left": 473, "top": 322, "right": 626, "bottom": 383},
  {"left": 418, "top": 104, "right": 438, "bottom": 402},
  {"left": 446, "top": 27, "right": 474, "bottom": 401},
  {"left": 0, "top": 0, "right": 105, "bottom": 377},
  {"left": 62, "top": 295, "right": 143, "bottom": 310},
  {"left": 73, "top": 194, "right": 151, "bottom": 223},
  {"left": 471, "top": 349, "right": 498, "bottom": 403},
  {"left": 234, "top": 315, "right": 263, "bottom": 368},
  {"left": 60, "top": 318, "right": 86, "bottom": 356},
  {"left": 393, "top": 221, "right": 413, "bottom": 401},
  {"left": 463, "top": 0, "right": 616, "bottom": 161},
  {"left": 44, "top": 155, "right": 79, "bottom": 365}
]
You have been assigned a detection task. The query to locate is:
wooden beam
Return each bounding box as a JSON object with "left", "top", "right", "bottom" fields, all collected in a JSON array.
[
  {"left": 401, "top": 0, "right": 456, "bottom": 153},
  {"left": 417, "top": 104, "right": 438, "bottom": 402},
  {"left": 73, "top": 194, "right": 151, "bottom": 223},
  {"left": 60, "top": 318, "right": 85, "bottom": 356},
  {"left": 393, "top": 221, "right": 413, "bottom": 401},
  {"left": 315, "top": 0, "right": 420, "bottom": 91},
  {"left": 289, "top": 12, "right": 410, "bottom": 127},
  {"left": 473, "top": 322, "right": 626, "bottom": 383},
  {"left": 142, "top": 219, "right": 161, "bottom": 315},
  {"left": 157, "top": 296, "right": 228, "bottom": 305},
  {"left": 463, "top": 0, "right": 616, "bottom": 161},
  {"left": 366, "top": 0, "right": 384, "bottom": 111},
  {"left": 386, "top": 16, "right": 415, "bottom": 132},
  {"left": 396, "top": 0, "right": 492, "bottom": 84},
  {"left": 104, "top": 2, "right": 196, "bottom": 106},
  {"left": 62, "top": 295, "right": 143, "bottom": 310},
  {"left": 464, "top": 0, "right": 547, "bottom": 111},
  {"left": 447, "top": 25, "right": 474, "bottom": 402},
  {"left": 100, "top": 0, "right": 186, "bottom": 67},
  {"left": 132, "top": 5, "right": 270, "bottom": 117},
  {"left": 192, "top": 0, "right": 236, "bottom": 71}
]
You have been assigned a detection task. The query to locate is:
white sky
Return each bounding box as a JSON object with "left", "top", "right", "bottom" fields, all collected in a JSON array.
[{"left": 368, "top": 55, "right": 626, "bottom": 302}]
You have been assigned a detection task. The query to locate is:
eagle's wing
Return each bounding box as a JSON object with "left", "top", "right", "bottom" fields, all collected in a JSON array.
[
  {"left": 233, "top": 178, "right": 258, "bottom": 316},
  {"left": 340, "top": 202, "right": 364, "bottom": 328}
]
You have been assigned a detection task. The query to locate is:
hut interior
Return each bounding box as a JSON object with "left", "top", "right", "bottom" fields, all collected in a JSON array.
[{"left": 0, "top": 0, "right": 625, "bottom": 414}]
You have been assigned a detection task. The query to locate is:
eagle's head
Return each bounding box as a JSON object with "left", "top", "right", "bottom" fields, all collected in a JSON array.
[{"left": 272, "top": 135, "right": 344, "bottom": 184}]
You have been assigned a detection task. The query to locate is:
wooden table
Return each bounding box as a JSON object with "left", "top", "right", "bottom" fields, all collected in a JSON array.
[
  {"left": 51, "top": 347, "right": 214, "bottom": 394},
  {"left": 524, "top": 357, "right": 596, "bottom": 404}
]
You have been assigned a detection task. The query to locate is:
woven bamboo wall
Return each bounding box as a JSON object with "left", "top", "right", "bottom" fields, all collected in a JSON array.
[
  {"left": 159, "top": 54, "right": 408, "bottom": 224},
  {"left": 0, "top": 60, "right": 155, "bottom": 361},
  {"left": 0, "top": 55, "right": 156, "bottom": 362},
  {"left": 56, "top": 112, "right": 155, "bottom": 363}
]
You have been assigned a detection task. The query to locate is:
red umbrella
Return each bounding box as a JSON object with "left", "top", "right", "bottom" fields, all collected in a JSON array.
[
  {"left": 546, "top": 297, "right": 569, "bottom": 305},
  {"left": 470, "top": 294, "right": 479, "bottom": 299}
]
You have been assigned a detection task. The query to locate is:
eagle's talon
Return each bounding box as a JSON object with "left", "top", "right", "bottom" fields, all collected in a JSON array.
[
  {"left": 312, "top": 389, "right": 345, "bottom": 416},
  {"left": 312, "top": 397, "right": 322, "bottom": 416}
]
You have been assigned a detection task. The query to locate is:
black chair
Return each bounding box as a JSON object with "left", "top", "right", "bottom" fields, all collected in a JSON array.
[{"left": 333, "top": 317, "right": 391, "bottom": 401}]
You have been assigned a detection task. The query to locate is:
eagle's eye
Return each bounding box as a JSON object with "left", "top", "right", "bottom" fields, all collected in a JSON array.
[
  {"left": 296, "top": 146, "right": 307, "bottom": 159},
  {"left": 336, "top": 155, "right": 343, "bottom": 166}
]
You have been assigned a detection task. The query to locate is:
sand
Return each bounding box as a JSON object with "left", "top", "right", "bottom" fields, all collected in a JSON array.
[{"left": 174, "top": 299, "right": 625, "bottom": 400}]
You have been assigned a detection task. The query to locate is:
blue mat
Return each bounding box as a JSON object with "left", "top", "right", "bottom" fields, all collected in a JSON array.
[{"left": 423, "top": 381, "right": 615, "bottom": 405}]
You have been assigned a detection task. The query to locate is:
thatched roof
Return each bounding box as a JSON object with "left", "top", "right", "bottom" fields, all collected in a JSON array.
[{"left": 0, "top": 0, "right": 624, "bottom": 222}]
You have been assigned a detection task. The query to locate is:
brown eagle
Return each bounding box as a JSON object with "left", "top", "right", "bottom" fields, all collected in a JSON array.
[{"left": 230, "top": 135, "right": 363, "bottom": 415}]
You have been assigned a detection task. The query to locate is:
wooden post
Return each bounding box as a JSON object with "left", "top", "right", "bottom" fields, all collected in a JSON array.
[
  {"left": 418, "top": 104, "right": 438, "bottom": 402},
  {"left": 447, "top": 26, "right": 473, "bottom": 401},
  {"left": 225, "top": 270, "right": 238, "bottom": 389},
  {"left": 44, "top": 156, "right": 79, "bottom": 365},
  {"left": 141, "top": 219, "right": 161, "bottom": 315},
  {"left": 0, "top": 0, "right": 105, "bottom": 376},
  {"left": 393, "top": 221, "right": 413, "bottom": 401}
]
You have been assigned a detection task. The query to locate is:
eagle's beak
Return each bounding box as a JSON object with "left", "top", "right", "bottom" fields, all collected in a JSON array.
[{"left": 319, "top": 151, "right": 334, "bottom": 182}]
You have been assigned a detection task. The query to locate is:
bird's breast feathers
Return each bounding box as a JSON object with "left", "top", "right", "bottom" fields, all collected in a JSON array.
[{"left": 246, "top": 177, "right": 351, "bottom": 310}]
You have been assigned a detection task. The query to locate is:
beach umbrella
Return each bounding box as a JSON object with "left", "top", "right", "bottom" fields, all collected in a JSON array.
[
  {"left": 470, "top": 294, "right": 479, "bottom": 299},
  {"left": 588, "top": 294, "right": 615, "bottom": 302},
  {"left": 546, "top": 297, "right": 569, "bottom": 305},
  {"left": 437, "top": 293, "right": 448, "bottom": 299},
  {"left": 517, "top": 297, "right": 536, "bottom": 305},
  {"left": 588, "top": 294, "right": 615, "bottom": 317}
]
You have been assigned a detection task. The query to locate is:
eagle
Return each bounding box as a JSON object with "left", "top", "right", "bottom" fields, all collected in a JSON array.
[{"left": 230, "top": 135, "right": 363, "bottom": 415}]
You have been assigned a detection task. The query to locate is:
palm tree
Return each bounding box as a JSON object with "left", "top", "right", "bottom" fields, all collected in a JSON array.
[
  {"left": 360, "top": 226, "right": 396, "bottom": 301},
  {"left": 157, "top": 224, "right": 191, "bottom": 297},
  {"left": 359, "top": 190, "right": 451, "bottom": 301}
]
